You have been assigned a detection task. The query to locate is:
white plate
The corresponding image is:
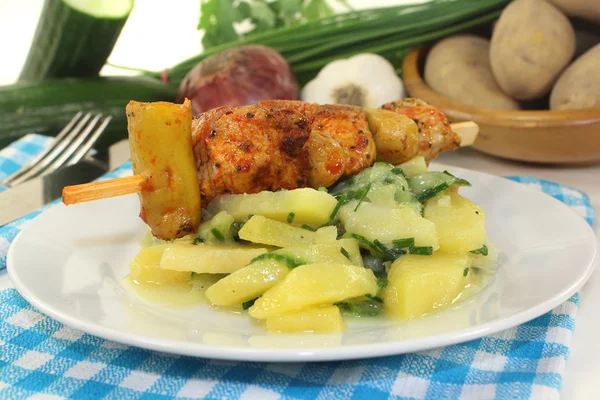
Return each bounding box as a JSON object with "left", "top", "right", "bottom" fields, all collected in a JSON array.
[{"left": 7, "top": 165, "right": 598, "bottom": 362}]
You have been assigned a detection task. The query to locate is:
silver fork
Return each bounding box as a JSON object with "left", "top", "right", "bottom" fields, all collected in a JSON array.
[{"left": 1, "top": 112, "right": 112, "bottom": 188}]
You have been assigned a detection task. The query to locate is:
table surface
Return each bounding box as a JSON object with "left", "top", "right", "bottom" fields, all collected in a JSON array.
[{"left": 1, "top": 1, "right": 599, "bottom": 399}]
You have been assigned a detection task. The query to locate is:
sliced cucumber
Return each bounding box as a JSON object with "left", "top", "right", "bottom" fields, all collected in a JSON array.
[
  {"left": 19, "top": 0, "right": 134, "bottom": 80},
  {"left": 0, "top": 77, "right": 177, "bottom": 150}
]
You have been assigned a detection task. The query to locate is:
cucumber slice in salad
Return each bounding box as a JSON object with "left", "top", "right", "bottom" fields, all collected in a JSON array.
[{"left": 408, "top": 171, "right": 471, "bottom": 203}]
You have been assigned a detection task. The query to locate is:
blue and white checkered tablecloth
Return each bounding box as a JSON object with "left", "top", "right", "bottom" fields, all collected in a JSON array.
[{"left": 0, "top": 135, "right": 595, "bottom": 399}]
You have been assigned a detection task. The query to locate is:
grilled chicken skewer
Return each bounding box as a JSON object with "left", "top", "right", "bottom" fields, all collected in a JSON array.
[{"left": 63, "top": 98, "right": 477, "bottom": 239}]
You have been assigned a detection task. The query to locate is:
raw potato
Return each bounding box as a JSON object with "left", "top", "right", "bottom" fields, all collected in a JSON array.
[
  {"left": 265, "top": 305, "right": 344, "bottom": 333},
  {"left": 549, "top": 0, "right": 600, "bottom": 24},
  {"left": 425, "top": 35, "right": 520, "bottom": 110},
  {"left": 424, "top": 190, "right": 486, "bottom": 253},
  {"left": 248, "top": 263, "right": 378, "bottom": 319},
  {"left": 490, "top": 0, "right": 576, "bottom": 100},
  {"left": 384, "top": 252, "right": 473, "bottom": 320},
  {"left": 550, "top": 44, "right": 600, "bottom": 110}
]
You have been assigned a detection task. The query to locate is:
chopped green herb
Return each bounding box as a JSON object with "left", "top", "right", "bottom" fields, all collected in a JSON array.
[
  {"left": 463, "top": 267, "right": 469, "bottom": 277},
  {"left": 347, "top": 233, "right": 379, "bottom": 254},
  {"left": 242, "top": 297, "right": 258, "bottom": 310},
  {"left": 210, "top": 227, "right": 224, "bottom": 241},
  {"left": 415, "top": 182, "right": 449, "bottom": 203},
  {"left": 353, "top": 183, "right": 371, "bottom": 212},
  {"left": 189, "top": 272, "right": 198, "bottom": 282},
  {"left": 250, "top": 253, "right": 304, "bottom": 268},
  {"left": 391, "top": 167, "right": 406, "bottom": 177},
  {"left": 318, "top": 186, "right": 328, "bottom": 192},
  {"left": 247, "top": 214, "right": 254, "bottom": 220},
  {"left": 287, "top": 212, "right": 295, "bottom": 223},
  {"left": 409, "top": 246, "right": 433, "bottom": 255},
  {"left": 470, "top": 245, "right": 488, "bottom": 256},
  {"left": 373, "top": 239, "right": 403, "bottom": 261},
  {"left": 377, "top": 277, "right": 389, "bottom": 289},
  {"left": 336, "top": 297, "right": 382, "bottom": 317},
  {"left": 340, "top": 247, "right": 352, "bottom": 261},
  {"left": 329, "top": 192, "right": 349, "bottom": 221},
  {"left": 392, "top": 238, "right": 415, "bottom": 249},
  {"left": 301, "top": 224, "right": 317, "bottom": 232},
  {"left": 383, "top": 176, "right": 395, "bottom": 185},
  {"left": 193, "top": 236, "right": 205, "bottom": 245},
  {"left": 365, "top": 294, "right": 383, "bottom": 303}
]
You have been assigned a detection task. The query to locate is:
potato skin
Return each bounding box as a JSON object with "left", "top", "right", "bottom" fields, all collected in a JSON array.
[
  {"left": 549, "top": 0, "right": 600, "bottom": 24},
  {"left": 490, "top": 0, "right": 576, "bottom": 100},
  {"left": 550, "top": 44, "right": 600, "bottom": 110},
  {"left": 424, "top": 34, "right": 520, "bottom": 110}
]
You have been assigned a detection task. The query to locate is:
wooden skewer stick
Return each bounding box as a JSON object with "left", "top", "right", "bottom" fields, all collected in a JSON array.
[
  {"left": 62, "top": 122, "right": 479, "bottom": 206},
  {"left": 62, "top": 174, "right": 145, "bottom": 205}
]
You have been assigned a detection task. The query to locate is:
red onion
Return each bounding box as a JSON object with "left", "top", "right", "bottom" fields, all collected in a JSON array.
[{"left": 176, "top": 45, "right": 299, "bottom": 115}]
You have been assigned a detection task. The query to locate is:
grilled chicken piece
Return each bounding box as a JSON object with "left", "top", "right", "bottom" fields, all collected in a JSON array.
[
  {"left": 381, "top": 98, "right": 461, "bottom": 162},
  {"left": 260, "top": 100, "right": 376, "bottom": 187},
  {"left": 192, "top": 104, "right": 311, "bottom": 206}
]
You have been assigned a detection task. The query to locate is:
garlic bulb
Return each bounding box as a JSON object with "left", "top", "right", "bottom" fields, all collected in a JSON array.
[{"left": 301, "top": 53, "right": 405, "bottom": 108}]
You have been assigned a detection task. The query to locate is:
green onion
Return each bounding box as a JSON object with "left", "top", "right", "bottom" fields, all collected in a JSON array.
[
  {"left": 409, "top": 246, "right": 433, "bottom": 255},
  {"left": 242, "top": 298, "right": 258, "bottom": 310},
  {"left": 392, "top": 238, "right": 415, "bottom": 249},
  {"left": 301, "top": 224, "right": 317, "bottom": 232},
  {"left": 463, "top": 268, "right": 469, "bottom": 277},
  {"left": 210, "top": 228, "right": 224, "bottom": 241},
  {"left": 193, "top": 237, "right": 204, "bottom": 245},
  {"left": 470, "top": 245, "right": 489, "bottom": 256},
  {"left": 347, "top": 233, "right": 379, "bottom": 254},
  {"left": 287, "top": 212, "right": 295, "bottom": 223},
  {"left": 318, "top": 186, "right": 328, "bottom": 192},
  {"left": 415, "top": 182, "right": 449, "bottom": 203},
  {"left": 340, "top": 247, "right": 352, "bottom": 261},
  {"left": 374, "top": 239, "right": 402, "bottom": 261},
  {"left": 354, "top": 183, "right": 371, "bottom": 212},
  {"left": 329, "top": 193, "right": 349, "bottom": 221},
  {"left": 159, "top": 0, "right": 510, "bottom": 86}
]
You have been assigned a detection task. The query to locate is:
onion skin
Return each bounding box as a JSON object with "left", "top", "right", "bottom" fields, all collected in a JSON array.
[{"left": 176, "top": 45, "right": 299, "bottom": 115}]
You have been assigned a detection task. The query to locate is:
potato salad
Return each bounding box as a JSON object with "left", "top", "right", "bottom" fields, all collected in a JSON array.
[{"left": 127, "top": 156, "right": 493, "bottom": 333}]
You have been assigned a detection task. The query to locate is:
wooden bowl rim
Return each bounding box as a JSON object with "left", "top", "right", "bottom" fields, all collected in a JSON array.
[{"left": 402, "top": 46, "right": 600, "bottom": 128}]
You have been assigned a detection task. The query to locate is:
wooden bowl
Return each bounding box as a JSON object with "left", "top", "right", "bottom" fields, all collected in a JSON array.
[{"left": 401, "top": 46, "right": 600, "bottom": 165}]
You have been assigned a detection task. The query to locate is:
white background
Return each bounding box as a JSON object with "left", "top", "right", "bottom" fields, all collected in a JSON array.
[{"left": 0, "top": 1, "right": 599, "bottom": 399}]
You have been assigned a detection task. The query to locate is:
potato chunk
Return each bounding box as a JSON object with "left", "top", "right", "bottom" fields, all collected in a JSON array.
[
  {"left": 266, "top": 305, "right": 344, "bottom": 333},
  {"left": 384, "top": 252, "right": 473, "bottom": 320},
  {"left": 127, "top": 99, "right": 201, "bottom": 240},
  {"left": 205, "top": 259, "right": 289, "bottom": 306},
  {"left": 339, "top": 201, "right": 439, "bottom": 249},
  {"left": 129, "top": 245, "right": 191, "bottom": 285},
  {"left": 249, "top": 263, "right": 378, "bottom": 319},
  {"left": 238, "top": 215, "right": 317, "bottom": 247},
  {"left": 207, "top": 188, "right": 337, "bottom": 226},
  {"left": 159, "top": 242, "right": 267, "bottom": 274},
  {"left": 424, "top": 190, "right": 486, "bottom": 253},
  {"left": 206, "top": 238, "right": 363, "bottom": 306}
]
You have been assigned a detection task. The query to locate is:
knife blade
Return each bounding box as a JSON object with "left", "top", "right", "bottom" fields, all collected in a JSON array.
[{"left": 0, "top": 140, "right": 130, "bottom": 226}]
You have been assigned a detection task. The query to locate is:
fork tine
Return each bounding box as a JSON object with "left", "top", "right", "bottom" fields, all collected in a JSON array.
[
  {"left": 67, "top": 116, "right": 112, "bottom": 166},
  {"left": 8, "top": 113, "right": 94, "bottom": 186},
  {"left": 1, "top": 112, "right": 84, "bottom": 185},
  {"left": 42, "top": 114, "right": 104, "bottom": 177}
]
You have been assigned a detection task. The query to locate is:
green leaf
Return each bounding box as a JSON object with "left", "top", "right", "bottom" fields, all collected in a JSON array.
[
  {"left": 198, "top": 0, "right": 240, "bottom": 48},
  {"left": 247, "top": 0, "right": 277, "bottom": 31}
]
